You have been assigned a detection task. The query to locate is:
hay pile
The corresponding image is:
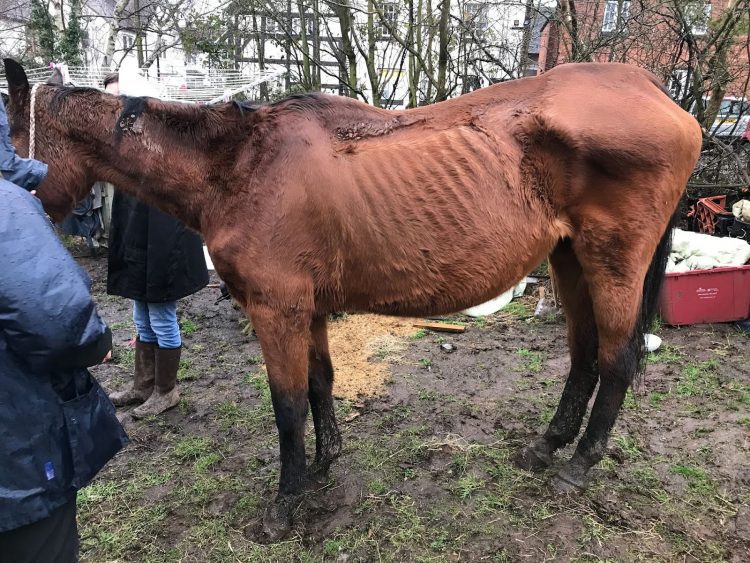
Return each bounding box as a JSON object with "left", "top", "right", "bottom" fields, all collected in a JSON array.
[{"left": 328, "top": 314, "right": 419, "bottom": 400}]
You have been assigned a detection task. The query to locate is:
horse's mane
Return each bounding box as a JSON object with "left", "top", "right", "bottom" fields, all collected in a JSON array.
[
  {"left": 47, "top": 85, "right": 395, "bottom": 144},
  {"left": 49, "top": 85, "right": 104, "bottom": 113}
]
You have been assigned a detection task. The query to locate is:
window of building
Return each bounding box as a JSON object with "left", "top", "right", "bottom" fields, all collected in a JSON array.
[
  {"left": 121, "top": 33, "right": 135, "bottom": 50},
  {"left": 264, "top": 16, "right": 279, "bottom": 34},
  {"left": 669, "top": 69, "right": 688, "bottom": 99},
  {"left": 464, "top": 3, "right": 489, "bottom": 34},
  {"left": 687, "top": 2, "right": 711, "bottom": 36},
  {"left": 377, "top": 3, "right": 398, "bottom": 39},
  {"left": 602, "top": 0, "right": 630, "bottom": 33}
]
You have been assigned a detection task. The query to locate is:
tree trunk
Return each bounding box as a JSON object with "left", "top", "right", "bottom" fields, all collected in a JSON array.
[
  {"left": 312, "top": 0, "right": 321, "bottom": 89},
  {"left": 105, "top": 0, "right": 131, "bottom": 68},
  {"left": 297, "top": 0, "right": 312, "bottom": 90},
  {"left": 328, "top": 1, "right": 358, "bottom": 97},
  {"left": 435, "top": 0, "right": 451, "bottom": 101},
  {"left": 367, "top": 0, "right": 381, "bottom": 107}
]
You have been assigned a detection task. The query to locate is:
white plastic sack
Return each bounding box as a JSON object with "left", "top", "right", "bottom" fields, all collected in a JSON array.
[
  {"left": 462, "top": 279, "right": 527, "bottom": 318},
  {"left": 733, "top": 199, "right": 750, "bottom": 222},
  {"left": 667, "top": 228, "right": 750, "bottom": 272},
  {"left": 203, "top": 245, "right": 215, "bottom": 271}
]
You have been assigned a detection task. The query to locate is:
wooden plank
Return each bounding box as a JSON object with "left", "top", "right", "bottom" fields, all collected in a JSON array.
[{"left": 412, "top": 321, "right": 466, "bottom": 334}]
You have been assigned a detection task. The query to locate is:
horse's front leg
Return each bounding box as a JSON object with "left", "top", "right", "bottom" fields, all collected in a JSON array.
[
  {"left": 307, "top": 316, "right": 341, "bottom": 483},
  {"left": 249, "top": 303, "right": 312, "bottom": 541}
]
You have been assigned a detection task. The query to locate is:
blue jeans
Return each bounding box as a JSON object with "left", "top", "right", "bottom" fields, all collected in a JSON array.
[{"left": 132, "top": 301, "right": 181, "bottom": 349}]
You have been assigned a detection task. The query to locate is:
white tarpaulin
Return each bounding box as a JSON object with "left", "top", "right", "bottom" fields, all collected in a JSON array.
[{"left": 667, "top": 229, "right": 750, "bottom": 273}]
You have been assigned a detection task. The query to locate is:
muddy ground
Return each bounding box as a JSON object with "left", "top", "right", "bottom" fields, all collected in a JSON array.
[{"left": 74, "top": 252, "right": 749, "bottom": 562}]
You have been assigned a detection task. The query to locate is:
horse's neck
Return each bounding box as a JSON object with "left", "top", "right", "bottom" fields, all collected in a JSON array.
[{"left": 62, "top": 97, "right": 211, "bottom": 229}]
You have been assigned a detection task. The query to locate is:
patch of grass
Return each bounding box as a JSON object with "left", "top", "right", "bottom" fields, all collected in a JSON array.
[
  {"left": 578, "top": 513, "right": 614, "bottom": 547},
  {"left": 409, "top": 329, "right": 429, "bottom": 340},
  {"left": 613, "top": 434, "right": 642, "bottom": 460},
  {"left": 242, "top": 370, "right": 262, "bottom": 386},
  {"left": 417, "top": 387, "right": 438, "bottom": 401},
  {"left": 529, "top": 501, "right": 555, "bottom": 523},
  {"left": 649, "top": 391, "right": 668, "bottom": 408},
  {"left": 539, "top": 405, "right": 555, "bottom": 424},
  {"left": 676, "top": 359, "right": 719, "bottom": 397},
  {"left": 177, "top": 396, "right": 190, "bottom": 415},
  {"left": 180, "top": 318, "right": 198, "bottom": 335},
  {"left": 419, "top": 357, "right": 433, "bottom": 368},
  {"left": 622, "top": 388, "right": 639, "bottom": 410},
  {"left": 81, "top": 502, "right": 169, "bottom": 559},
  {"left": 244, "top": 372, "right": 273, "bottom": 408},
  {"left": 377, "top": 404, "right": 413, "bottom": 428},
  {"left": 246, "top": 354, "right": 264, "bottom": 365},
  {"left": 194, "top": 451, "right": 222, "bottom": 473},
  {"left": 739, "top": 416, "right": 750, "bottom": 429},
  {"left": 670, "top": 464, "right": 715, "bottom": 495},
  {"left": 630, "top": 466, "right": 669, "bottom": 502},
  {"left": 109, "top": 320, "right": 133, "bottom": 330},
  {"left": 323, "top": 538, "right": 346, "bottom": 557},
  {"left": 647, "top": 344, "right": 683, "bottom": 364},
  {"left": 215, "top": 400, "right": 262, "bottom": 430},
  {"left": 77, "top": 480, "right": 120, "bottom": 508},
  {"left": 388, "top": 495, "right": 426, "bottom": 547},
  {"left": 114, "top": 345, "right": 135, "bottom": 369},
  {"left": 515, "top": 348, "right": 544, "bottom": 373},
  {"left": 368, "top": 479, "right": 389, "bottom": 495},
  {"left": 472, "top": 317, "right": 488, "bottom": 328},
  {"left": 429, "top": 530, "right": 449, "bottom": 551},
  {"left": 503, "top": 301, "right": 531, "bottom": 318},
  {"left": 172, "top": 436, "right": 213, "bottom": 461},
  {"left": 597, "top": 455, "right": 617, "bottom": 472},
  {"left": 176, "top": 358, "right": 200, "bottom": 381},
  {"left": 532, "top": 260, "right": 549, "bottom": 277}
]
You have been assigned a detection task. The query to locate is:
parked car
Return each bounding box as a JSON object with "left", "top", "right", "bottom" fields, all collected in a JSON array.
[{"left": 694, "top": 96, "right": 750, "bottom": 140}]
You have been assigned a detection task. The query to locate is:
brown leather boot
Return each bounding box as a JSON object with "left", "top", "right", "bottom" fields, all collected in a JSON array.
[
  {"left": 132, "top": 346, "right": 181, "bottom": 418},
  {"left": 109, "top": 339, "right": 156, "bottom": 406}
]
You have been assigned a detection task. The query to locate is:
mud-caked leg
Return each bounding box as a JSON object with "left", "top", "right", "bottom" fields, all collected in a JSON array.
[
  {"left": 250, "top": 303, "right": 312, "bottom": 541},
  {"left": 307, "top": 316, "right": 342, "bottom": 483},
  {"left": 517, "top": 241, "right": 599, "bottom": 472},
  {"left": 552, "top": 237, "right": 651, "bottom": 492},
  {"left": 552, "top": 336, "right": 638, "bottom": 492}
]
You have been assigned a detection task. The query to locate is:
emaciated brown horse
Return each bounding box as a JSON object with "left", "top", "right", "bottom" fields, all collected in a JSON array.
[{"left": 3, "top": 59, "right": 701, "bottom": 540}]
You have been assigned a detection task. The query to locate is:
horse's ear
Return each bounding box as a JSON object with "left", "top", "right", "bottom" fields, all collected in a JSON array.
[
  {"left": 3, "top": 59, "right": 30, "bottom": 102},
  {"left": 47, "top": 67, "right": 64, "bottom": 86}
]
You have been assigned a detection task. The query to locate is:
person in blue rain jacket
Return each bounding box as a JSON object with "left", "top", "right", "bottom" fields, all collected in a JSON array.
[{"left": 0, "top": 93, "right": 128, "bottom": 562}]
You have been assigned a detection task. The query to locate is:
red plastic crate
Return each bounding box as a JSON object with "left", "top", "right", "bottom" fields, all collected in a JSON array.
[
  {"left": 692, "top": 195, "right": 735, "bottom": 235},
  {"left": 658, "top": 265, "right": 750, "bottom": 325}
]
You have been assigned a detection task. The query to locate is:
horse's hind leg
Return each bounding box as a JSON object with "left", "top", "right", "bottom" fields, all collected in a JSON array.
[
  {"left": 307, "top": 316, "right": 342, "bottom": 483},
  {"left": 516, "top": 239, "right": 599, "bottom": 472},
  {"left": 551, "top": 226, "right": 661, "bottom": 492}
]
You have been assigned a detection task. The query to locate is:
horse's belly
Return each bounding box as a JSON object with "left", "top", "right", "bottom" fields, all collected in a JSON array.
[{"left": 341, "top": 257, "right": 534, "bottom": 318}]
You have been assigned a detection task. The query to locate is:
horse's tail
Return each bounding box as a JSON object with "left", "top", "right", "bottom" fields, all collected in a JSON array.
[{"left": 635, "top": 209, "right": 678, "bottom": 375}]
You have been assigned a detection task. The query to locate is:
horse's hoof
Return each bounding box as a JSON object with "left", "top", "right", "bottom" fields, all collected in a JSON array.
[
  {"left": 549, "top": 464, "right": 587, "bottom": 495},
  {"left": 304, "top": 462, "right": 334, "bottom": 491},
  {"left": 515, "top": 445, "right": 553, "bottom": 473},
  {"left": 261, "top": 498, "right": 295, "bottom": 542}
]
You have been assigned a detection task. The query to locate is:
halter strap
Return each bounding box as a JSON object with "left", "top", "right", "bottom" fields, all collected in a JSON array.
[{"left": 29, "top": 82, "right": 40, "bottom": 159}]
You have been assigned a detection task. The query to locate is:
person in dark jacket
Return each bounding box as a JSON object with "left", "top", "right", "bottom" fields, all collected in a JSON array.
[
  {"left": 0, "top": 93, "right": 128, "bottom": 562},
  {"left": 103, "top": 73, "right": 209, "bottom": 418}
]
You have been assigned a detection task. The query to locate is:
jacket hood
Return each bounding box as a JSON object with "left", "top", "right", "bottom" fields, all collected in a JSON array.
[{"left": 0, "top": 93, "right": 47, "bottom": 191}]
